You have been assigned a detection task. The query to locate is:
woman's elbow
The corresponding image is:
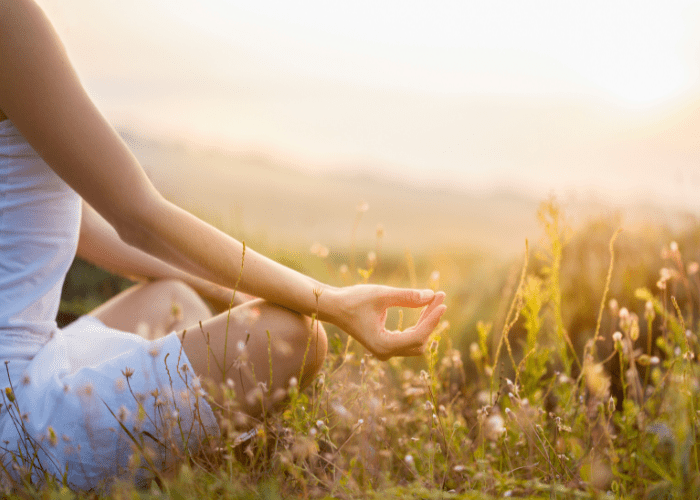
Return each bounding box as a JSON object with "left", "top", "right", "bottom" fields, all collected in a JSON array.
[{"left": 108, "top": 190, "right": 165, "bottom": 250}]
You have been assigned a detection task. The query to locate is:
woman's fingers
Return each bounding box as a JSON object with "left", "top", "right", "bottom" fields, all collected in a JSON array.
[
  {"left": 381, "top": 300, "right": 447, "bottom": 356},
  {"left": 416, "top": 291, "right": 446, "bottom": 323},
  {"left": 380, "top": 287, "right": 436, "bottom": 309}
]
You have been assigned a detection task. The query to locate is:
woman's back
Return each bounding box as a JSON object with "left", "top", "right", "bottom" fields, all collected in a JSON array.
[{"left": 0, "top": 118, "right": 81, "bottom": 365}]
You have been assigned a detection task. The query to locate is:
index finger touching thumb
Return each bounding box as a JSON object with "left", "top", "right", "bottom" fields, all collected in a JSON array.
[{"left": 383, "top": 288, "right": 437, "bottom": 308}]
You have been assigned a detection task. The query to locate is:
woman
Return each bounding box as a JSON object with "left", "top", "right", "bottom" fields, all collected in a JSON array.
[{"left": 0, "top": 0, "right": 447, "bottom": 490}]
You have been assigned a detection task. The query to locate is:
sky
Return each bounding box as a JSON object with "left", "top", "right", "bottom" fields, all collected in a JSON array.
[{"left": 37, "top": 0, "right": 700, "bottom": 208}]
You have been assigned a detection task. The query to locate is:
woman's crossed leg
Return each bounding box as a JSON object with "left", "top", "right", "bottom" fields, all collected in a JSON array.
[{"left": 88, "top": 278, "right": 327, "bottom": 421}]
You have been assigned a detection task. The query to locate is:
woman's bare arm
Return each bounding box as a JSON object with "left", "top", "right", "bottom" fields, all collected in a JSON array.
[
  {"left": 0, "top": 0, "right": 446, "bottom": 359},
  {"left": 78, "top": 202, "right": 250, "bottom": 310}
]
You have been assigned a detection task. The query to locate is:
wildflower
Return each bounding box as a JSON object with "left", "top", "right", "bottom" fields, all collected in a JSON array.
[
  {"left": 367, "top": 251, "right": 377, "bottom": 266},
  {"left": 644, "top": 300, "right": 655, "bottom": 321},
  {"left": 274, "top": 339, "right": 293, "bottom": 357},
  {"left": 288, "top": 377, "right": 298, "bottom": 388},
  {"left": 612, "top": 331, "right": 623, "bottom": 343},
  {"left": 650, "top": 356, "right": 660, "bottom": 365},
  {"left": 117, "top": 405, "right": 130, "bottom": 422},
  {"left": 114, "top": 378, "right": 125, "bottom": 393},
  {"left": 637, "top": 354, "right": 652, "bottom": 366},
  {"left": 583, "top": 361, "right": 611, "bottom": 400},
  {"left": 4, "top": 388, "right": 14, "bottom": 403},
  {"left": 404, "top": 454, "right": 414, "bottom": 465},
  {"left": 629, "top": 314, "right": 640, "bottom": 341},
  {"left": 619, "top": 307, "right": 629, "bottom": 321},
  {"left": 357, "top": 419, "right": 364, "bottom": 426},
  {"left": 226, "top": 378, "right": 235, "bottom": 389},
  {"left": 453, "top": 464, "right": 465, "bottom": 472},
  {"left": 47, "top": 426, "right": 57, "bottom": 447},
  {"left": 484, "top": 413, "right": 506, "bottom": 441},
  {"left": 469, "top": 342, "right": 482, "bottom": 362},
  {"left": 310, "top": 243, "right": 329, "bottom": 258}
]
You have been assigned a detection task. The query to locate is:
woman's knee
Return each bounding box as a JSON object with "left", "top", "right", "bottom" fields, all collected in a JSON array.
[
  {"left": 144, "top": 278, "right": 212, "bottom": 326},
  {"left": 97, "top": 278, "right": 212, "bottom": 336},
  {"left": 254, "top": 302, "right": 327, "bottom": 386},
  {"left": 295, "top": 313, "right": 328, "bottom": 385}
]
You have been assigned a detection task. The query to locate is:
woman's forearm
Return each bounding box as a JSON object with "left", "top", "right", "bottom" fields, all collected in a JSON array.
[
  {"left": 119, "top": 196, "right": 344, "bottom": 324},
  {"left": 77, "top": 202, "right": 247, "bottom": 309}
]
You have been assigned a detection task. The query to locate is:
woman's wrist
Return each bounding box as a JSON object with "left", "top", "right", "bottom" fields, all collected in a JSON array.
[{"left": 313, "top": 284, "right": 347, "bottom": 328}]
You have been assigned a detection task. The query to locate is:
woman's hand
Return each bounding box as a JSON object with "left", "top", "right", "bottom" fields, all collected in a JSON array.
[{"left": 329, "top": 286, "right": 447, "bottom": 360}]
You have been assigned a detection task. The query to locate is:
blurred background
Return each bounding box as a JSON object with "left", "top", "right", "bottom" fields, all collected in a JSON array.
[
  {"left": 49, "top": 0, "right": 700, "bottom": 365},
  {"left": 39, "top": 0, "right": 700, "bottom": 255}
]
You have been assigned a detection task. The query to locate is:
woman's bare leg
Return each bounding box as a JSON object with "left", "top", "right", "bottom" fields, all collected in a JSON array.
[
  {"left": 88, "top": 278, "right": 213, "bottom": 338},
  {"left": 179, "top": 299, "right": 328, "bottom": 419}
]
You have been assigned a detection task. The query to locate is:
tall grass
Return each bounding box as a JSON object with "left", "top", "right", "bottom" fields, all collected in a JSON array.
[{"left": 7, "top": 198, "right": 700, "bottom": 499}]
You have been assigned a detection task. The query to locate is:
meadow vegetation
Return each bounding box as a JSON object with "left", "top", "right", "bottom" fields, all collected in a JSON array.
[{"left": 5, "top": 198, "right": 700, "bottom": 499}]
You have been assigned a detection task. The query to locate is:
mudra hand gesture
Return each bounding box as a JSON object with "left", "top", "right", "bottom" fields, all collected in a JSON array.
[{"left": 330, "top": 285, "right": 446, "bottom": 360}]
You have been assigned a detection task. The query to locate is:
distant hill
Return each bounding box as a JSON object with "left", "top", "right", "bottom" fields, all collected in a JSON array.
[{"left": 118, "top": 128, "right": 698, "bottom": 258}]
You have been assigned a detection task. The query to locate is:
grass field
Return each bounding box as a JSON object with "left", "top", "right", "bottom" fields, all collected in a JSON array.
[
  {"left": 0, "top": 193, "right": 683, "bottom": 498},
  {"left": 4, "top": 125, "right": 700, "bottom": 499}
]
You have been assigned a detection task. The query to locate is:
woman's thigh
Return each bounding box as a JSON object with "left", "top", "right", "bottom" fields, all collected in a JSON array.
[
  {"left": 179, "top": 299, "right": 328, "bottom": 419},
  {"left": 87, "top": 278, "right": 213, "bottom": 338}
]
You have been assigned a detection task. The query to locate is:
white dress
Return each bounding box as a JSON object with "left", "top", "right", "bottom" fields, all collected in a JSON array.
[{"left": 0, "top": 119, "right": 218, "bottom": 490}]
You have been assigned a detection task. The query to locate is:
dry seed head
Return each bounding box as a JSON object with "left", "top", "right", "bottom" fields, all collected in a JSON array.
[
  {"left": 117, "top": 405, "right": 130, "bottom": 422},
  {"left": 618, "top": 307, "right": 629, "bottom": 322},
  {"left": 367, "top": 251, "right": 377, "bottom": 266},
  {"left": 644, "top": 300, "right": 655, "bottom": 321},
  {"left": 47, "top": 426, "right": 57, "bottom": 447},
  {"left": 469, "top": 342, "right": 482, "bottom": 361},
  {"left": 629, "top": 315, "right": 640, "bottom": 341}
]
